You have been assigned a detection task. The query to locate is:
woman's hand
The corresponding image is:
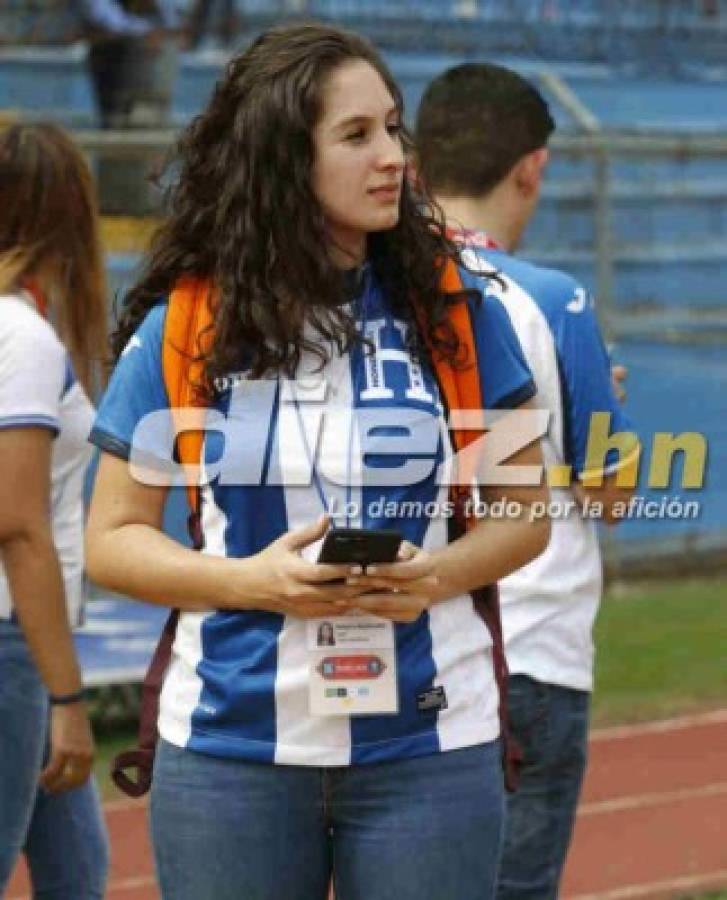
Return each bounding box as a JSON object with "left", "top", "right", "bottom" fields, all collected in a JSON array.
[
  {"left": 611, "top": 364, "right": 628, "bottom": 404},
  {"left": 238, "top": 515, "right": 374, "bottom": 619},
  {"left": 40, "top": 703, "right": 95, "bottom": 794},
  {"left": 340, "top": 541, "right": 440, "bottom": 623}
]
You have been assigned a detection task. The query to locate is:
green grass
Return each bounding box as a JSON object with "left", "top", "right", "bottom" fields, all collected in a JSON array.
[
  {"left": 592, "top": 576, "right": 727, "bottom": 727},
  {"left": 678, "top": 893, "right": 727, "bottom": 899}
]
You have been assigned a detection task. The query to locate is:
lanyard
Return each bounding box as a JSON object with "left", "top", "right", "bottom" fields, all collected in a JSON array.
[
  {"left": 21, "top": 279, "right": 49, "bottom": 318},
  {"left": 291, "top": 291, "right": 368, "bottom": 528},
  {"left": 448, "top": 227, "right": 503, "bottom": 251}
]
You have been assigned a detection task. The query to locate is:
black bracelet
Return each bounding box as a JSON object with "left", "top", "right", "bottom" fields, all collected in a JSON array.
[{"left": 48, "top": 689, "right": 86, "bottom": 706}]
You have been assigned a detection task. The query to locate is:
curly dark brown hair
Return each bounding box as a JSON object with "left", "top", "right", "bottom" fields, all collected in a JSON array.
[{"left": 112, "top": 22, "right": 474, "bottom": 387}]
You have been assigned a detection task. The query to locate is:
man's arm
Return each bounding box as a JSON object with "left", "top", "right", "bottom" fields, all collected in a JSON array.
[{"left": 0, "top": 427, "right": 94, "bottom": 793}]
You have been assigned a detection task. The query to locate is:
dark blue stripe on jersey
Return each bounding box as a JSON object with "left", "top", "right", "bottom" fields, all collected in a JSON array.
[
  {"left": 0, "top": 415, "right": 59, "bottom": 435},
  {"left": 89, "top": 427, "right": 131, "bottom": 460},
  {"left": 189, "top": 385, "right": 287, "bottom": 763},
  {"left": 557, "top": 355, "right": 576, "bottom": 470},
  {"left": 493, "top": 378, "right": 536, "bottom": 411},
  {"left": 61, "top": 357, "right": 76, "bottom": 398},
  {"left": 351, "top": 613, "right": 441, "bottom": 764},
  {"left": 190, "top": 605, "right": 286, "bottom": 764}
]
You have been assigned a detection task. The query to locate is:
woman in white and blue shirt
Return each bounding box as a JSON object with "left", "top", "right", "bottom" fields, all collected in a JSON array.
[
  {"left": 87, "top": 23, "right": 550, "bottom": 900},
  {"left": 0, "top": 123, "right": 108, "bottom": 897}
]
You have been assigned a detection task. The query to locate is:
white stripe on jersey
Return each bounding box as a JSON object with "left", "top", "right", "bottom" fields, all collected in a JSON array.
[
  {"left": 486, "top": 274, "right": 563, "bottom": 461},
  {"left": 273, "top": 349, "right": 359, "bottom": 765},
  {"left": 423, "top": 485, "right": 500, "bottom": 752},
  {"left": 158, "top": 462, "right": 218, "bottom": 748}
]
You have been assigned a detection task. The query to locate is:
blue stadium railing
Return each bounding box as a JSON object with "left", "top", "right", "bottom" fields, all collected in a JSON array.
[
  {"left": 194, "top": 0, "right": 725, "bottom": 30},
  {"left": 0, "top": 0, "right": 727, "bottom": 64}
]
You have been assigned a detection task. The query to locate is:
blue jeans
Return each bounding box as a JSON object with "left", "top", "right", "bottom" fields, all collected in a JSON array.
[
  {"left": 496, "top": 674, "right": 590, "bottom": 900},
  {"left": 151, "top": 738, "right": 505, "bottom": 900},
  {"left": 0, "top": 619, "right": 109, "bottom": 898}
]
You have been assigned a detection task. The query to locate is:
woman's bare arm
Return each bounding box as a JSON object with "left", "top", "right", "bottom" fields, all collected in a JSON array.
[
  {"left": 0, "top": 427, "right": 94, "bottom": 792},
  {"left": 85, "top": 453, "right": 373, "bottom": 617}
]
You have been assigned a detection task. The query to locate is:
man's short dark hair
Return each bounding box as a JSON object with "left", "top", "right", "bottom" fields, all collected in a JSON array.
[{"left": 415, "top": 63, "right": 555, "bottom": 197}]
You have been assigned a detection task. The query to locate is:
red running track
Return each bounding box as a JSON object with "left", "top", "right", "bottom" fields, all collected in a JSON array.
[{"left": 8, "top": 710, "right": 727, "bottom": 900}]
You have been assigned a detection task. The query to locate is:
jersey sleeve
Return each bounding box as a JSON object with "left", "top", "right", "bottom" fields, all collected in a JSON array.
[
  {"left": 467, "top": 289, "right": 536, "bottom": 410},
  {"left": 90, "top": 304, "right": 170, "bottom": 461},
  {"left": 0, "top": 301, "right": 66, "bottom": 434},
  {"left": 545, "top": 283, "right": 634, "bottom": 479}
]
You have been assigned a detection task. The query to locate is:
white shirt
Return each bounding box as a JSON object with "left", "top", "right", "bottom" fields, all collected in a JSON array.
[{"left": 0, "top": 292, "right": 94, "bottom": 627}]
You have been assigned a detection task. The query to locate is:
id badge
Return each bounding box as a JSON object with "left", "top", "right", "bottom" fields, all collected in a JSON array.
[{"left": 307, "top": 616, "right": 398, "bottom": 716}]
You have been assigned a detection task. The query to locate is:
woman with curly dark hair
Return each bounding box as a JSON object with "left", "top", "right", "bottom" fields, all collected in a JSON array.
[{"left": 87, "top": 22, "right": 549, "bottom": 899}]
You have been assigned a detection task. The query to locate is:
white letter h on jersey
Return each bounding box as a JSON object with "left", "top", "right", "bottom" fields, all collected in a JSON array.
[{"left": 359, "top": 319, "right": 435, "bottom": 405}]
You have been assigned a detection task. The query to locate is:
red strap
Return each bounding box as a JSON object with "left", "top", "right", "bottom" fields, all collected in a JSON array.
[
  {"left": 472, "top": 586, "right": 522, "bottom": 791},
  {"left": 21, "top": 280, "right": 49, "bottom": 318},
  {"left": 111, "top": 610, "right": 179, "bottom": 797},
  {"left": 447, "top": 227, "right": 503, "bottom": 251}
]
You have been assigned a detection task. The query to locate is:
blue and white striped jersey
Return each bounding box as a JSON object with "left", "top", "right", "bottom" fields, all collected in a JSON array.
[{"left": 92, "top": 265, "right": 536, "bottom": 766}]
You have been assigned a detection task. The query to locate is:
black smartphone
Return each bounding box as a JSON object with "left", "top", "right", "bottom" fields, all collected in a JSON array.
[{"left": 317, "top": 527, "right": 403, "bottom": 568}]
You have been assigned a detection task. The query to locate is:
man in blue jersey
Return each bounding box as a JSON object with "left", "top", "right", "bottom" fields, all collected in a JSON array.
[{"left": 416, "top": 63, "right": 636, "bottom": 899}]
